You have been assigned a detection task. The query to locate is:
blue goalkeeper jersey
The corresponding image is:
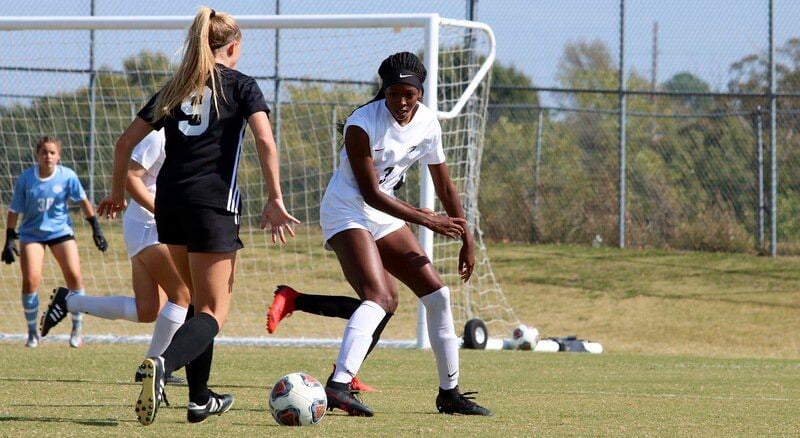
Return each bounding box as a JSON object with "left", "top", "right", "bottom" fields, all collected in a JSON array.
[{"left": 9, "top": 165, "right": 87, "bottom": 243}]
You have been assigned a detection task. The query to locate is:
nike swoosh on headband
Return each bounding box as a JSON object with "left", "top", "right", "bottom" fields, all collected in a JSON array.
[{"left": 399, "top": 73, "right": 414, "bottom": 78}]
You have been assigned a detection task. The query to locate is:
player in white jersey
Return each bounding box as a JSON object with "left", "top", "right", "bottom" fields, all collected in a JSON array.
[
  {"left": 40, "top": 129, "right": 191, "bottom": 384},
  {"left": 269, "top": 52, "right": 491, "bottom": 417},
  {"left": 3, "top": 136, "right": 107, "bottom": 348}
]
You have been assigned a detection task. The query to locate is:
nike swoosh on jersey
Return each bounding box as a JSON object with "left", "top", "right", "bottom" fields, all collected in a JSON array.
[{"left": 374, "top": 148, "right": 386, "bottom": 151}]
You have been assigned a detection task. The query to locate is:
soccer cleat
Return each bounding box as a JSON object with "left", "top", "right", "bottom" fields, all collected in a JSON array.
[
  {"left": 328, "top": 363, "right": 376, "bottom": 392},
  {"left": 40, "top": 287, "right": 71, "bottom": 337},
  {"left": 69, "top": 327, "right": 82, "bottom": 348},
  {"left": 187, "top": 390, "right": 234, "bottom": 423},
  {"left": 135, "top": 357, "right": 165, "bottom": 426},
  {"left": 266, "top": 285, "right": 301, "bottom": 334},
  {"left": 135, "top": 369, "right": 186, "bottom": 385},
  {"left": 436, "top": 386, "right": 492, "bottom": 416},
  {"left": 25, "top": 332, "right": 40, "bottom": 348},
  {"left": 349, "top": 376, "right": 376, "bottom": 393},
  {"left": 325, "top": 382, "right": 374, "bottom": 417}
]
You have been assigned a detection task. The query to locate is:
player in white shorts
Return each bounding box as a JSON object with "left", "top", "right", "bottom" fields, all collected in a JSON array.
[
  {"left": 40, "top": 129, "right": 191, "bottom": 384},
  {"left": 268, "top": 52, "right": 491, "bottom": 417}
]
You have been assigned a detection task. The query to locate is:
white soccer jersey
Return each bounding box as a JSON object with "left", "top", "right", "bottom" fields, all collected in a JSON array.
[
  {"left": 320, "top": 99, "right": 445, "bottom": 243},
  {"left": 331, "top": 99, "right": 445, "bottom": 200},
  {"left": 124, "top": 129, "right": 166, "bottom": 223}
]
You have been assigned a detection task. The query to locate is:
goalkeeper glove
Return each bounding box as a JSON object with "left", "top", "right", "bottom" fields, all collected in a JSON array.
[
  {"left": 86, "top": 216, "right": 108, "bottom": 252},
  {"left": 2, "top": 229, "right": 19, "bottom": 264}
]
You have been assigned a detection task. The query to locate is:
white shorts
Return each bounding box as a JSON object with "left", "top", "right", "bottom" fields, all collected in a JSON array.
[
  {"left": 123, "top": 214, "right": 160, "bottom": 258},
  {"left": 320, "top": 191, "right": 406, "bottom": 250}
]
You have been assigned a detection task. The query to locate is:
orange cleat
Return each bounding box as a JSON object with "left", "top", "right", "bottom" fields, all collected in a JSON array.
[
  {"left": 266, "top": 285, "right": 301, "bottom": 334},
  {"left": 350, "top": 376, "right": 376, "bottom": 393}
]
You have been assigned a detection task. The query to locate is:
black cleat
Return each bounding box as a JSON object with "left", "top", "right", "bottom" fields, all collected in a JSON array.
[
  {"left": 187, "top": 390, "right": 235, "bottom": 423},
  {"left": 436, "top": 386, "right": 492, "bottom": 416},
  {"left": 135, "top": 369, "right": 185, "bottom": 385},
  {"left": 40, "top": 287, "right": 71, "bottom": 337},
  {"left": 325, "top": 381, "right": 374, "bottom": 417},
  {"left": 135, "top": 357, "right": 165, "bottom": 426}
]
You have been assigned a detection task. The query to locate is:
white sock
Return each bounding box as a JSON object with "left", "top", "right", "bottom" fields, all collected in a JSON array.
[
  {"left": 332, "top": 300, "right": 386, "bottom": 384},
  {"left": 66, "top": 293, "right": 139, "bottom": 322},
  {"left": 420, "top": 287, "right": 459, "bottom": 390},
  {"left": 145, "top": 301, "right": 188, "bottom": 357},
  {"left": 69, "top": 289, "right": 84, "bottom": 330}
]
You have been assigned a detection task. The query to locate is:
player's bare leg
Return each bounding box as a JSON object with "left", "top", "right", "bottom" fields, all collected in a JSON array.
[
  {"left": 377, "top": 226, "right": 491, "bottom": 416},
  {"left": 20, "top": 243, "right": 45, "bottom": 347},
  {"left": 49, "top": 239, "right": 84, "bottom": 347}
]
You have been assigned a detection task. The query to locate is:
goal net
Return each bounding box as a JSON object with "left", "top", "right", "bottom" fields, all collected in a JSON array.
[{"left": 0, "top": 14, "right": 517, "bottom": 346}]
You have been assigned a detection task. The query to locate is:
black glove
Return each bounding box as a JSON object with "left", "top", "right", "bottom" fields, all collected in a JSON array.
[
  {"left": 2, "top": 229, "right": 19, "bottom": 264},
  {"left": 86, "top": 216, "right": 108, "bottom": 252}
]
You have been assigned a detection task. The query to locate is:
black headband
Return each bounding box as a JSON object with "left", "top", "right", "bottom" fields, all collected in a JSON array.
[
  {"left": 210, "top": 9, "right": 216, "bottom": 18},
  {"left": 381, "top": 69, "right": 424, "bottom": 92}
]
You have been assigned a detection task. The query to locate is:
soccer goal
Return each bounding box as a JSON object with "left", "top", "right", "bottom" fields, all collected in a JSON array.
[{"left": 0, "top": 14, "right": 517, "bottom": 348}]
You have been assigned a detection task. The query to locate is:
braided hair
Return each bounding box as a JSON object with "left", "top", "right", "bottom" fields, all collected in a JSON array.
[{"left": 338, "top": 52, "right": 427, "bottom": 134}]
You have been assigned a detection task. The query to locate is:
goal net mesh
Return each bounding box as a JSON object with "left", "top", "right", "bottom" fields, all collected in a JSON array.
[{"left": 0, "top": 18, "right": 517, "bottom": 344}]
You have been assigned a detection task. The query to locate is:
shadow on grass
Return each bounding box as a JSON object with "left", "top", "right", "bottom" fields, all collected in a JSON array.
[{"left": 0, "top": 415, "right": 119, "bottom": 427}]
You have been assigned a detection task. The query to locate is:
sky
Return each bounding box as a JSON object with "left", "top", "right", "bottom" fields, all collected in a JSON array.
[{"left": 2, "top": 0, "right": 799, "bottom": 101}]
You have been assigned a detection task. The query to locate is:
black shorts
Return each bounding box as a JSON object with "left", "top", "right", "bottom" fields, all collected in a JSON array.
[
  {"left": 31, "top": 234, "right": 75, "bottom": 247},
  {"left": 155, "top": 204, "right": 243, "bottom": 253}
]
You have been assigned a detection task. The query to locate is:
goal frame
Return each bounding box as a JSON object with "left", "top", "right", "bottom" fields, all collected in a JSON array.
[{"left": 0, "top": 14, "right": 496, "bottom": 349}]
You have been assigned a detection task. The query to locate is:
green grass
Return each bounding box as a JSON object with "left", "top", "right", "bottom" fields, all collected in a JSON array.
[
  {"left": 3, "top": 243, "right": 800, "bottom": 435},
  {"left": 1, "top": 345, "right": 797, "bottom": 436}
]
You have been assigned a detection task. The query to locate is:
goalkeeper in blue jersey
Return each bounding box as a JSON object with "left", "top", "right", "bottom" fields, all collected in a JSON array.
[{"left": 3, "top": 136, "right": 107, "bottom": 348}]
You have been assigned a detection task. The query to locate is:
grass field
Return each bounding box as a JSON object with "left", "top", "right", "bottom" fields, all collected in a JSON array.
[{"left": 2, "top": 243, "right": 800, "bottom": 436}]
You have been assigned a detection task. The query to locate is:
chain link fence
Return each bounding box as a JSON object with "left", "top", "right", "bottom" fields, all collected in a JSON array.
[{"left": 4, "top": 0, "right": 800, "bottom": 254}]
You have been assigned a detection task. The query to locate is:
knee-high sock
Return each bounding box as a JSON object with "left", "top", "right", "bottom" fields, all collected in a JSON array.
[
  {"left": 66, "top": 294, "right": 138, "bottom": 322},
  {"left": 331, "top": 300, "right": 386, "bottom": 384},
  {"left": 21, "top": 292, "right": 38, "bottom": 335},
  {"left": 145, "top": 301, "right": 188, "bottom": 358},
  {"left": 365, "top": 312, "right": 393, "bottom": 357},
  {"left": 160, "top": 312, "right": 219, "bottom": 377},
  {"left": 187, "top": 339, "right": 214, "bottom": 405},
  {"left": 420, "top": 287, "right": 459, "bottom": 390},
  {"left": 295, "top": 294, "right": 361, "bottom": 319},
  {"left": 69, "top": 289, "right": 84, "bottom": 331}
]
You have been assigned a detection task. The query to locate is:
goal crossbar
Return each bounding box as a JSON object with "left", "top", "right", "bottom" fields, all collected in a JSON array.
[{"left": 0, "top": 14, "right": 502, "bottom": 349}]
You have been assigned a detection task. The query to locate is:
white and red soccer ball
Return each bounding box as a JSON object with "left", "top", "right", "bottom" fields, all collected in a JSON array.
[
  {"left": 269, "top": 372, "right": 327, "bottom": 426},
  {"left": 512, "top": 324, "right": 541, "bottom": 350}
]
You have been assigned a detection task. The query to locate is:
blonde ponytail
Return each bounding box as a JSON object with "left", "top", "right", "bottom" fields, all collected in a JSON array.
[{"left": 153, "top": 6, "right": 241, "bottom": 121}]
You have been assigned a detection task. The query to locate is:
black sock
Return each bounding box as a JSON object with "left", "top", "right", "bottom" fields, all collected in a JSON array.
[
  {"left": 161, "top": 312, "right": 219, "bottom": 376},
  {"left": 187, "top": 339, "right": 214, "bottom": 405},
  {"left": 366, "top": 312, "right": 393, "bottom": 357},
  {"left": 295, "top": 294, "right": 361, "bottom": 319}
]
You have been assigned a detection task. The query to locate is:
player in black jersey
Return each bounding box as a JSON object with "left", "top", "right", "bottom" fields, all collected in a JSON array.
[{"left": 99, "top": 7, "right": 299, "bottom": 426}]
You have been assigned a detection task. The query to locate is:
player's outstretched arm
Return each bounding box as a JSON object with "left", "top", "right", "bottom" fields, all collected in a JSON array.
[
  {"left": 2, "top": 212, "right": 20, "bottom": 264},
  {"left": 429, "top": 163, "right": 475, "bottom": 281},
  {"left": 249, "top": 111, "right": 301, "bottom": 244},
  {"left": 345, "top": 125, "right": 466, "bottom": 240},
  {"left": 98, "top": 117, "right": 152, "bottom": 219}
]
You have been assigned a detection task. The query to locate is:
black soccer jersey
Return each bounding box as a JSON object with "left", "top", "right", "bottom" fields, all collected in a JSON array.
[{"left": 138, "top": 65, "right": 270, "bottom": 213}]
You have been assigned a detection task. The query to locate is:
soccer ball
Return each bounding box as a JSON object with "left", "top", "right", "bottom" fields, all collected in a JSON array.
[
  {"left": 512, "top": 324, "right": 541, "bottom": 351},
  {"left": 269, "top": 372, "right": 327, "bottom": 426}
]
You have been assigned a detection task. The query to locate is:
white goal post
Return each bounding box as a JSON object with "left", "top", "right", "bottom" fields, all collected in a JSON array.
[{"left": 0, "top": 14, "right": 514, "bottom": 349}]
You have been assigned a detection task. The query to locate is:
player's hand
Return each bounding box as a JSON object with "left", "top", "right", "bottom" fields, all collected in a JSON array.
[
  {"left": 2, "top": 229, "right": 19, "bottom": 265},
  {"left": 459, "top": 237, "right": 475, "bottom": 282},
  {"left": 86, "top": 216, "right": 108, "bottom": 252},
  {"left": 424, "top": 215, "right": 467, "bottom": 239},
  {"left": 97, "top": 195, "right": 127, "bottom": 219},
  {"left": 260, "top": 198, "right": 301, "bottom": 244}
]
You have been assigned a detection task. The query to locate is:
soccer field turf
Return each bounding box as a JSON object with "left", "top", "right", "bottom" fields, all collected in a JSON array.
[
  {"left": 1, "top": 344, "right": 798, "bottom": 436},
  {"left": 2, "top": 243, "right": 800, "bottom": 435}
]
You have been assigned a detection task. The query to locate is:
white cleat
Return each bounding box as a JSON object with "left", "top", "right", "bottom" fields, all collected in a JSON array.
[
  {"left": 69, "top": 328, "right": 82, "bottom": 348},
  {"left": 25, "top": 333, "right": 40, "bottom": 348}
]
